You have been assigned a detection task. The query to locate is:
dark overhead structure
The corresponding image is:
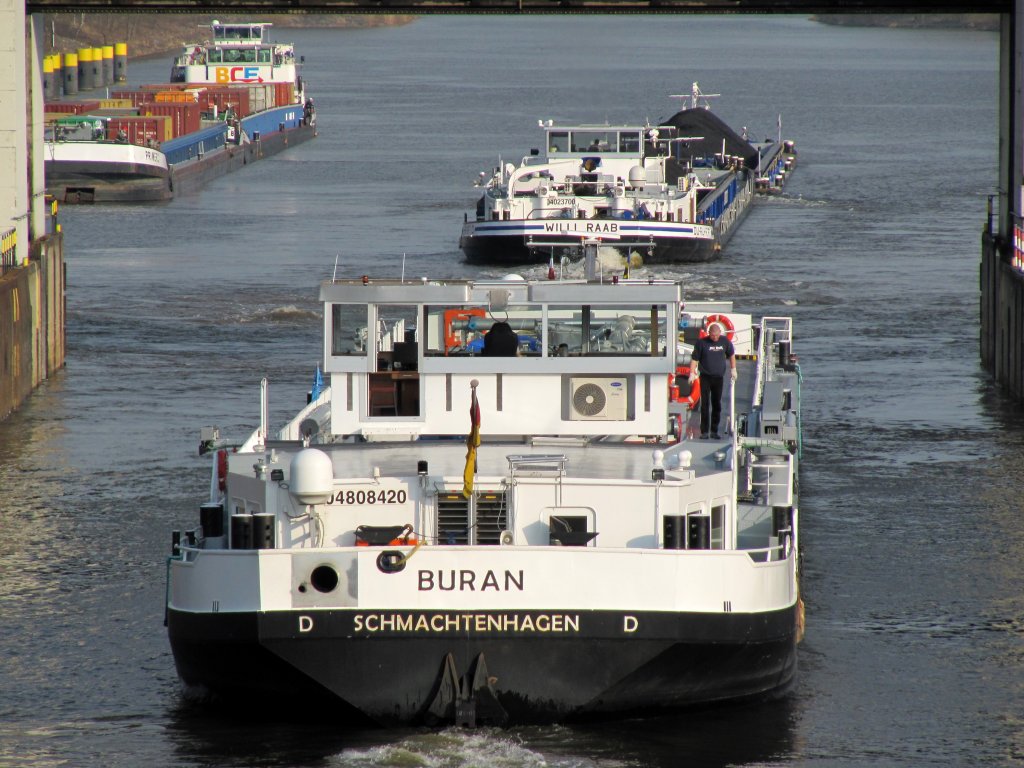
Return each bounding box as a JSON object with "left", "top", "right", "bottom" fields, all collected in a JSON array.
[{"left": 23, "top": 0, "right": 1012, "bottom": 14}]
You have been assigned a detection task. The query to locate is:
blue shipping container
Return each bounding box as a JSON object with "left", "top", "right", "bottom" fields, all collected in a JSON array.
[
  {"left": 241, "top": 104, "right": 304, "bottom": 139},
  {"left": 163, "top": 123, "right": 228, "bottom": 166}
]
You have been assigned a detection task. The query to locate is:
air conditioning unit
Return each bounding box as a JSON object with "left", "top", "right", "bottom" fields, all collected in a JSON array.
[{"left": 569, "top": 377, "right": 628, "bottom": 421}]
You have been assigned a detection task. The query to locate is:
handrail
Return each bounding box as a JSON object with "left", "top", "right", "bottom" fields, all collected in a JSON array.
[
  {"left": 507, "top": 454, "right": 567, "bottom": 478},
  {"left": 744, "top": 539, "right": 792, "bottom": 563}
]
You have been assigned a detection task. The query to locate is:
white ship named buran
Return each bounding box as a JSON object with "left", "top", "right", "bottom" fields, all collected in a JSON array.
[{"left": 166, "top": 247, "right": 804, "bottom": 726}]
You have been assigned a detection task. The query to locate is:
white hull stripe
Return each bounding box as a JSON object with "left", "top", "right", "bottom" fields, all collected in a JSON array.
[{"left": 468, "top": 223, "right": 711, "bottom": 239}]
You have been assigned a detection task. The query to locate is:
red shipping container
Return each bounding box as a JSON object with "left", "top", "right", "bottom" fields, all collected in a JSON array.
[
  {"left": 105, "top": 116, "right": 168, "bottom": 146},
  {"left": 139, "top": 82, "right": 189, "bottom": 91},
  {"left": 139, "top": 102, "right": 201, "bottom": 139},
  {"left": 110, "top": 90, "right": 154, "bottom": 108},
  {"left": 201, "top": 88, "right": 251, "bottom": 118},
  {"left": 274, "top": 82, "right": 295, "bottom": 107},
  {"left": 44, "top": 100, "right": 102, "bottom": 115}
]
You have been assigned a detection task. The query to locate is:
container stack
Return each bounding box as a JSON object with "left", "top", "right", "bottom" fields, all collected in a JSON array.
[{"left": 45, "top": 80, "right": 298, "bottom": 151}]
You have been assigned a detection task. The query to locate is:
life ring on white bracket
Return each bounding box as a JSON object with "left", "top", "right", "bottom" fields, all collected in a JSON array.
[
  {"left": 700, "top": 313, "right": 735, "bottom": 342},
  {"left": 669, "top": 367, "right": 700, "bottom": 410}
]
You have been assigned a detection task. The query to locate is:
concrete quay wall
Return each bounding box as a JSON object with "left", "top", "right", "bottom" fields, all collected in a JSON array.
[{"left": 0, "top": 234, "right": 66, "bottom": 420}]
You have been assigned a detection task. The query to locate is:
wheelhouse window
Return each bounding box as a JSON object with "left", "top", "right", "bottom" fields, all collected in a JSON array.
[
  {"left": 373, "top": 305, "right": 418, "bottom": 372},
  {"left": 419, "top": 303, "right": 667, "bottom": 358},
  {"left": 618, "top": 132, "right": 641, "bottom": 154},
  {"left": 549, "top": 305, "right": 666, "bottom": 356},
  {"left": 220, "top": 25, "right": 260, "bottom": 41},
  {"left": 572, "top": 131, "right": 613, "bottom": 153},
  {"left": 222, "top": 48, "right": 257, "bottom": 63},
  {"left": 548, "top": 132, "right": 569, "bottom": 154},
  {"left": 369, "top": 305, "right": 419, "bottom": 417},
  {"left": 424, "top": 306, "right": 542, "bottom": 357},
  {"left": 331, "top": 304, "right": 368, "bottom": 357}
]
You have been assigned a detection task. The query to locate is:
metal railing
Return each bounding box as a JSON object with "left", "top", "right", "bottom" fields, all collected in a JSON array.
[
  {"left": 0, "top": 227, "right": 17, "bottom": 273},
  {"left": 1, "top": 199, "right": 60, "bottom": 276}
]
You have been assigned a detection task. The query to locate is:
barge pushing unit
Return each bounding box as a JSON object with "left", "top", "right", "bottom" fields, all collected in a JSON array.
[
  {"left": 460, "top": 83, "right": 796, "bottom": 266},
  {"left": 166, "top": 248, "right": 804, "bottom": 726},
  {"left": 44, "top": 21, "right": 316, "bottom": 204}
]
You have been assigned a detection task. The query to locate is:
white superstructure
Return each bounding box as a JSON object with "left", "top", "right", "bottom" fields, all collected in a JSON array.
[{"left": 170, "top": 21, "right": 302, "bottom": 90}]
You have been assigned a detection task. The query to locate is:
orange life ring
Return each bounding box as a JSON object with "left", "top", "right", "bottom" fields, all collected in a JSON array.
[
  {"left": 668, "top": 365, "right": 700, "bottom": 410},
  {"left": 700, "top": 313, "right": 735, "bottom": 342},
  {"left": 443, "top": 308, "right": 486, "bottom": 352}
]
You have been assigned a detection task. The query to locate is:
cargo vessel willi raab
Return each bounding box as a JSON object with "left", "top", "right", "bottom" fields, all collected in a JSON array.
[
  {"left": 166, "top": 247, "right": 804, "bottom": 726},
  {"left": 460, "top": 83, "right": 796, "bottom": 265},
  {"left": 44, "top": 21, "right": 316, "bottom": 204}
]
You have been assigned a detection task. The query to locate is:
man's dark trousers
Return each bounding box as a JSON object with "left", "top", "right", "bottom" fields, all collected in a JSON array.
[{"left": 700, "top": 374, "right": 724, "bottom": 435}]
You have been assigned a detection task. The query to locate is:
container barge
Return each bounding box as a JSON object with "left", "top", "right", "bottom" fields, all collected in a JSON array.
[
  {"left": 459, "top": 83, "right": 796, "bottom": 266},
  {"left": 44, "top": 21, "right": 316, "bottom": 204}
]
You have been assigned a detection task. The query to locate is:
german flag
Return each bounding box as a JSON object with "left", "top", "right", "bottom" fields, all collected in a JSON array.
[{"left": 462, "top": 380, "right": 481, "bottom": 499}]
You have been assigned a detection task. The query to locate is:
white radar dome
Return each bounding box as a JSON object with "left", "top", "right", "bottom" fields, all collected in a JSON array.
[
  {"left": 628, "top": 166, "right": 646, "bottom": 189},
  {"left": 289, "top": 448, "right": 334, "bottom": 505}
]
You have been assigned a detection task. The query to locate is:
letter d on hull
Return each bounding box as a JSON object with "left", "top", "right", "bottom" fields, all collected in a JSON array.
[
  {"left": 623, "top": 615, "right": 638, "bottom": 633},
  {"left": 299, "top": 615, "right": 314, "bottom": 633}
]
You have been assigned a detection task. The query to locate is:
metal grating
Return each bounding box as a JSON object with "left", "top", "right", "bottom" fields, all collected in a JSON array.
[
  {"left": 436, "top": 493, "right": 469, "bottom": 545},
  {"left": 475, "top": 492, "right": 508, "bottom": 545},
  {"left": 435, "top": 490, "right": 507, "bottom": 546}
]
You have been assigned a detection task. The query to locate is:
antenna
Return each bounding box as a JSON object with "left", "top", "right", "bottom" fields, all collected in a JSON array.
[
  {"left": 669, "top": 82, "right": 720, "bottom": 111},
  {"left": 332, "top": 254, "right": 339, "bottom": 282},
  {"left": 401, "top": 253, "right": 406, "bottom": 283},
  {"left": 258, "top": 377, "right": 269, "bottom": 450}
]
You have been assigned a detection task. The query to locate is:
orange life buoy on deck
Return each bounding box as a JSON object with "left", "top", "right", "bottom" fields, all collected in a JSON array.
[
  {"left": 699, "top": 313, "right": 735, "bottom": 342},
  {"left": 669, "top": 365, "right": 701, "bottom": 410},
  {"left": 443, "top": 308, "right": 486, "bottom": 353}
]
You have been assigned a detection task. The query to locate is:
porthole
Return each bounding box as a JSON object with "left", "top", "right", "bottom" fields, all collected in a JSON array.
[{"left": 310, "top": 565, "right": 339, "bottom": 593}]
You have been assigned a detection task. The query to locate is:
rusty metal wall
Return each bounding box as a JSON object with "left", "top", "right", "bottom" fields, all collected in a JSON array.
[{"left": 0, "top": 233, "right": 65, "bottom": 420}]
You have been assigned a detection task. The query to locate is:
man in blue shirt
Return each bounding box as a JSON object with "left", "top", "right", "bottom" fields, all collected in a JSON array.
[{"left": 689, "top": 322, "right": 737, "bottom": 439}]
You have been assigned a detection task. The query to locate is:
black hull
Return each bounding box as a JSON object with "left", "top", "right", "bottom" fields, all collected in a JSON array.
[
  {"left": 46, "top": 123, "right": 317, "bottom": 204},
  {"left": 168, "top": 606, "right": 798, "bottom": 726},
  {"left": 460, "top": 234, "right": 720, "bottom": 266},
  {"left": 45, "top": 174, "right": 173, "bottom": 203}
]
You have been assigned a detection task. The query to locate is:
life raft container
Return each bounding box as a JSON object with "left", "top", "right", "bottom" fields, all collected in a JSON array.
[{"left": 443, "top": 308, "right": 486, "bottom": 353}]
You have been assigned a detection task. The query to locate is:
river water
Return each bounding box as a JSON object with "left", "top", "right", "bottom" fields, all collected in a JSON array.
[{"left": 1, "top": 14, "right": 1019, "bottom": 768}]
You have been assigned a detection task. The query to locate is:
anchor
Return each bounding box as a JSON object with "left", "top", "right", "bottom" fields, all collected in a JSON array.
[{"left": 424, "top": 652, "right": 508, "bottom": 727}]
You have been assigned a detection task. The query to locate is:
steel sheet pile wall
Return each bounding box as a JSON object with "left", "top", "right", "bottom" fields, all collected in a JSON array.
[
  {"left": 0, "top": 234, "right": 66, "bottom": 420},
  {"left": 981, "top": 230, "right": 1024, "bottom": 397}
]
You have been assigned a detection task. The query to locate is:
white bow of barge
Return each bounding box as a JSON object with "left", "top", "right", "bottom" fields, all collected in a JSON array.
[{"left": 166, "top": 264, "right": 804, "bottom": 726}]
